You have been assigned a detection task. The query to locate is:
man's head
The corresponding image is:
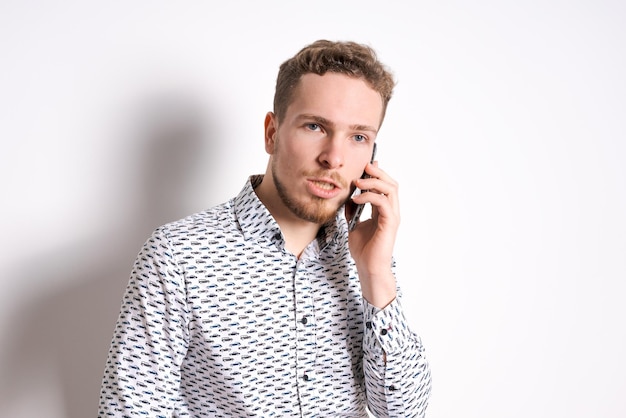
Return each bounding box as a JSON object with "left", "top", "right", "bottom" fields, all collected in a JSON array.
[
  {"left": 257, "top": 40, "right": 395, "bottom": 227},
  {"left": 273, "top": 40, "right": 396, "bottom": 126}
]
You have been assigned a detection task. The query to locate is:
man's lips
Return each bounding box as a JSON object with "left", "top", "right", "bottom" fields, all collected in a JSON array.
[{"left": 306, "top": 177, "right": 344, "bottom": 198}]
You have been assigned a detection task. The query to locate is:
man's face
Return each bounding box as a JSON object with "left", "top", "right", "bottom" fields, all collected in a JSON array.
[{"left": 265, "top": 72, "right": 384, "bottom": 224}]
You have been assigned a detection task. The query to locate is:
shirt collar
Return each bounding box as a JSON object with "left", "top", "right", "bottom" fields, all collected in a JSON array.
[{"left": 234, "top": 175, "right": 345, "bottom": 252}]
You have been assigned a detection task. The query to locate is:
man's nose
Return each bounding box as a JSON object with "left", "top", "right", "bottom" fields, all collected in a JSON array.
[{"left": 318, "top": 137, "right": 345, "bottom": 169}]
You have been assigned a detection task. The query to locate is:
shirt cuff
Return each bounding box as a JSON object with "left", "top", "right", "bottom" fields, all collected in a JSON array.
[{"left": 362, "top": 297, "right": 414, "bottom": 355}]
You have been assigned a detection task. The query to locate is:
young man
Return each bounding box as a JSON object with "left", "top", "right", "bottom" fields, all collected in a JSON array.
[{"left": 99, "top": 40, "right": 431, "bottom": 417}]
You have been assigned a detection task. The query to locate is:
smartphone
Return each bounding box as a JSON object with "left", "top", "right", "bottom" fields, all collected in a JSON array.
[{"left": 348, "top": 143, "right": 377, "bottom": 231}]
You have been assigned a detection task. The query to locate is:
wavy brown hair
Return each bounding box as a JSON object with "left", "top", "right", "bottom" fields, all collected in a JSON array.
[{"left": 273, "top": 40, "right": 396, "bottom": 124}]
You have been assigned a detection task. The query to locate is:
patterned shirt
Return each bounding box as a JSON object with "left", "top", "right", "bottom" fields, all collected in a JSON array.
[{"left": 99, "top": 175, "right": 431, "bottom": 417}]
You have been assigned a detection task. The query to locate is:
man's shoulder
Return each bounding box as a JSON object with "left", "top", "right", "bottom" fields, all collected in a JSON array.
[{"left": 156, "top": 199, "right": 238, "bottom": 242}]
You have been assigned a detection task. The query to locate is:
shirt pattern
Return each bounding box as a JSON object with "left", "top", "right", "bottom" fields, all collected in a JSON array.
[{"left": 99, "top": 175, "right": 431, "bottom": 417}]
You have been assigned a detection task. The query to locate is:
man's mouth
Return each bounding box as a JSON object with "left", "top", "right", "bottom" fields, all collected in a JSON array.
[
  {"left": 311, "top": 180, "right": 336, "bottom": 191},
  {"left": 306, "top": 176, "right": 344, "bottom": 199}
]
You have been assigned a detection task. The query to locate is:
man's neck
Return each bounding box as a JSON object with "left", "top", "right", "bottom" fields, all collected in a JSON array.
[
  {"left": 254, "top": 175, "right": 322, "bottom": 258},
  {"left": 280, "top": 221, "right": 320, "bottom": 258}
]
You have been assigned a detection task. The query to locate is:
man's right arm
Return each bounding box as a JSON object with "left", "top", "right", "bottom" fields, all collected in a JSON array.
[{"left": 98, "top": 228, "right": 190, "bottom": 417}]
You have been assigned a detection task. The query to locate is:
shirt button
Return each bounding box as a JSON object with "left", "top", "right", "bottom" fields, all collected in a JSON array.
[
  {"left": 303, "top": 374, "right": 310, "bottom": 381},
  {"left": 365, "top": 321, "right": 372, "bottom": 329},
  {"left": 389, "top": 385, "right": 397, "bottom": 391},
  {"left": 273, "top": 232, "right": 282, "bottom": 241},
  {"left": 381, "top": 329, "right": 388, "bottom": 336},
  {"left": 301, "top": 317, "right": 308, "bottom": 325}
]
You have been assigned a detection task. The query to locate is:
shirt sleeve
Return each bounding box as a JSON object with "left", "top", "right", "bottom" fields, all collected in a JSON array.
[
  {"left": 362, "top": 295, "right": 432, "bottom": 418},
  {"left": 98, "top": 227, "right": 190, "bottom": 417}
]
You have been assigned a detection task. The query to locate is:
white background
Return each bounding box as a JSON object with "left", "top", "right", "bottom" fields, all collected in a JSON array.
[{"left": 1, "top": 1, "right": 624, "bottom": 417}]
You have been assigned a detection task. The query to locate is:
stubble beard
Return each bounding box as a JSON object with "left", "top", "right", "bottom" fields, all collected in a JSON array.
[{"left": 271, "top": 156, "right": 348, "bottom": 225}]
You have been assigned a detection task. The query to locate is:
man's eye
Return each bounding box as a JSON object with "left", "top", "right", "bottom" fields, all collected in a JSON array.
[
  {"left": 354, "top": 134, "right": 367, "bottom": 142},
  {"left": 307, "top": 123, "right": 320, "bottom": 131}
]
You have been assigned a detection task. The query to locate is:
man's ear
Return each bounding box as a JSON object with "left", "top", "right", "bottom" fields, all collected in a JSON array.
[{"left": 264, "top": 112, "right": 277, "bottom": 154}]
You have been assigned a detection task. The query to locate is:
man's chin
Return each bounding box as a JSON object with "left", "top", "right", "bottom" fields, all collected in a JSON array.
[
  {"left": 296, "top": 209, "right": 337, "bottom": 225},
  {"left": 293, "top": 200, "right": 343, "bottom": 224}
]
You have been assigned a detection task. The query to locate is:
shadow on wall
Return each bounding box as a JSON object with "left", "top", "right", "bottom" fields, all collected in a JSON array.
[{"left": 0, "top": 93, "right": 217, "bottom": 418}]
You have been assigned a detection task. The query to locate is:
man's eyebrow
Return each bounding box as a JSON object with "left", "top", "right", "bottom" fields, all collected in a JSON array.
[
  {"left": 296, "top": 114, "right": 378, "bottom": 133},
  {"left": 351, "top": 123, "right": 378, "bottom": 134}
]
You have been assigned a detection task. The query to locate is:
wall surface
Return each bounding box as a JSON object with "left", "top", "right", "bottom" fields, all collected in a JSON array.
[{"left": 1, "top": 1, "right": 624, "bottom": 417}]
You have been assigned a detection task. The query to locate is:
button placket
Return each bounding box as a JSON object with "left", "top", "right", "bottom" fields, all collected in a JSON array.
[{"left": 292, "top": 257, "right": 320, "bottom": 415}]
